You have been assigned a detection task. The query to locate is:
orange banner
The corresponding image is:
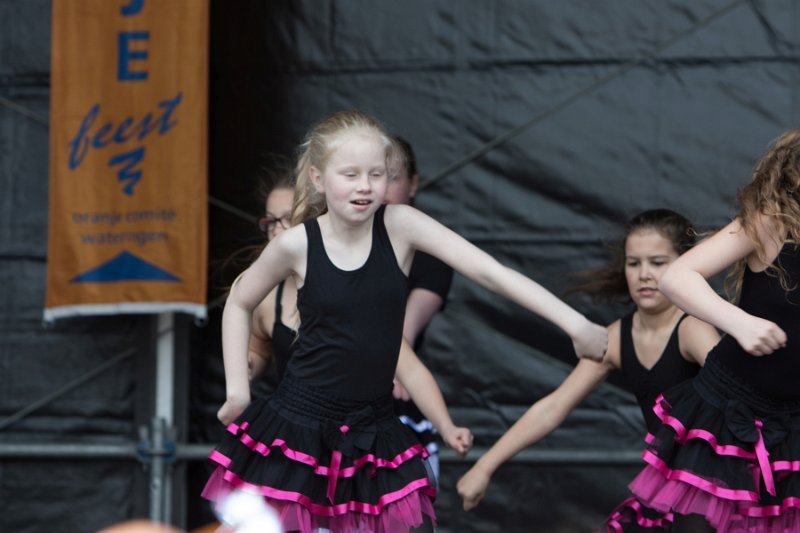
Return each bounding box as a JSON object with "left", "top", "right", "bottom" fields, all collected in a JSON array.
[{"left": 46, "top": 0, "right": 208, "bottom": 321}]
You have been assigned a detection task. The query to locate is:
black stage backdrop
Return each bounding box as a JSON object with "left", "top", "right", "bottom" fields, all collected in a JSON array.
[{"left": 3, "top": 1, "right": 800, "bottom": 532}]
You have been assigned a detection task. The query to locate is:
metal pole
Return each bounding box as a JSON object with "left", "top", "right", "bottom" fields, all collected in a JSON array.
[
  {"left": 0, "top": 442, "right": 138, "bottom": 458},
  {"left": 0, "top": 440, "right": 644, "bottom": 465},
  {"left": 149, "top": 312, "right": 176, "bottom": 523},
  {"left": 149, "top": 416, "right": 166, "bottom": 522}
]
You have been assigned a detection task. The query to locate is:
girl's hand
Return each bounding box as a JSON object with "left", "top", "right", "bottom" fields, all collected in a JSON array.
[
  {"left": 732, "top": 315, "right": 787, "bottom": 356},
  {"left": 441, "top": 426, "right": 473, "bottom": 458},
  {"left": 571, "top": 319, "right": 608, "bottom": 362},
  {"left": 457, "top": 465, "right": 490, "bottom": 511},
  {"left": 217, "top": 395, "right": 250, "bottom": 426}
]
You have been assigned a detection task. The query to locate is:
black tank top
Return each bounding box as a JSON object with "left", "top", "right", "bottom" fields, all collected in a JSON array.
[
  {"left": 708, "top": 243, "right": 800, "bottom": 399},
  {"left": 271, "top": 281, "right": 296, "bottom": 381},
  {"left": 619, "top": 312, "right": 700, "bottom": 433},
  {"left": 287, "top": 205, "right": 408, "bottom": 400}
]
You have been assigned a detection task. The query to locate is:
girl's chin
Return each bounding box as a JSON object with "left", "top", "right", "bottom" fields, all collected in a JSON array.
[{"left": 635, "top": 300, "right": 672, "bottom": 313}]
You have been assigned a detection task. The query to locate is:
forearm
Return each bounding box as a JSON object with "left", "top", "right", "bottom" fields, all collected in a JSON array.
[
  {"left": 403, "top": 289, "right": 444, "bottom": 345},
  {"left": 403, "top": 210, "right": 589, "bottom": 337},
  {"left": 473, "top": 399, "right": 564, "bottom": 476},
  {"left": 399, "top": 358, "right": 456, "bottom": 435},
  {"left": 496, "top": 265, "right": 590, "bottom": 338},
  {"left": 221, "top": 301, "right": 253, "bottom": 402},
  {"left": 660, "top": 267, "right": 749, "bottom": 337}
]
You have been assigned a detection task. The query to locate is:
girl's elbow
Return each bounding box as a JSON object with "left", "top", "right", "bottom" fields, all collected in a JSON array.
[
  {"left": 658, "top": 267, "right": 681, "bottom": 297},
  {"left": 224, "top": 292, "right": 254, "bottom": 315}
]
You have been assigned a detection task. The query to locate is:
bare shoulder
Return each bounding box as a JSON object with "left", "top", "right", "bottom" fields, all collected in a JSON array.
[
  {"left": 268, "top": 223, "right": 307, "bottom": 258},
  {"left": 383, "top": 203, "right": 452, "bottom": 246},
  {"left": 382, "top": 203, "right": 419, "bottom": 230},
  {"left": 382, "top": 204, "right": 425, "bottom": 268}
]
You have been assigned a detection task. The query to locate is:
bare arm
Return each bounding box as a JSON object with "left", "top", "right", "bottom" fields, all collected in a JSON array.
[
  {"left": 247, "top": 294, "right": 275, "bottom": 381},
  {"left": 677, "top": 316, "right": 720, "bottom": 366},
  {"left": 395, "top": 338, "right": 472, "bottom": 457},
  {"left": 660, "top": 217, "right": 786, "bottom": 356},
  {"left": 218, "top": 228, "right": 304, "bottom": 425},
  {"left": 457, "top": 355, "right": 613, "bottom": 510},
  {"left": 393, "top": 288, "right": 446, "bottom": 401},
  {"left": 403, "top": 288, "right": 445, "bottom": 345},
  {"left": 386, "top": 205, "right": 607, "bottom": 360}
]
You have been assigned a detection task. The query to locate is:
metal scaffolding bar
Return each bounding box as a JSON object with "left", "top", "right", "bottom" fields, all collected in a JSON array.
[{"left": 0, "top": 441, "right": 642, "bottom": 466}]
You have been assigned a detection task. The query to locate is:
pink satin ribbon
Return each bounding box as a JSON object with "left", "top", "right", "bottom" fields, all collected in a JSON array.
[
  {"left": 754, "top": 420, "right": 776, "bottom": 497},
  {"left": 327, "top": 424, "right": 350, "bottom": 503}
]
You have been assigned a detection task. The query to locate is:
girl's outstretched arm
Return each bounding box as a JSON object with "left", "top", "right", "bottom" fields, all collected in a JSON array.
[
  {"left": 385, "top": 204, "right": 607, "bottom": 360},
  {"left": 660, "top": 217, "right": 786, "bottom": 356},
  {"left": 457, "top": 354, "right": 613, "bottom": 510},
  {"left": 395, "top": 339, "right": 473, "bottom": 457},
  {"left": 218, "top": 228, "right": 304, "bottom": 425}
]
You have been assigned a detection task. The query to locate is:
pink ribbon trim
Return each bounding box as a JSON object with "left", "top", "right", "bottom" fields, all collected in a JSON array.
[
  {"left": 213, "top": 423, "right": 429, "bottom": 480},
  {"left": 216, "top": 467, "right": 436, "bottom": 517},
  {"left": 753, "top": 420, "right": 776, "bottom": 496},
  {"left": 328, "top": 449, "right": 343, "bottom": 503},
  {"left": 637, "top": 460, "right": 800, "bottom": 519},
  {"left": 651, "top": 395, "right": 790, "bottom": 497},
  {"left": 771, "top": 460, "right": 800, "bottom": 472},
  {"left": 641, "top": 452, "right": 759, "bottom": 502},
  {"left": 738, "top": 496, "right": 800, "bottom": 517},
  {"left": 653, "top": 394, "right": 757, "bottom": 459}
]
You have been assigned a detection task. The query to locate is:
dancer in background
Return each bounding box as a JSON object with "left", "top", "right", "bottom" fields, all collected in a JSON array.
[
  {"left": 629, "top": 131, "right": 800, "bottom": 531},
  {"left": 204, "top": 109, "right": 607, "bottom": 532},
  {"left": 457, "top": 209, "right": 719, "bottom": 532},
  {"left": 386, "top": 136, "right": 454, "bottom": 486},
  {"left": 247, "top": 170, "right": 298, "bottom": 382}
]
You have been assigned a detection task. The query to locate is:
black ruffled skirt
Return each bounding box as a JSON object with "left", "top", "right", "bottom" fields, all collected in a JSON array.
[
  {"left": 629, "top": 354, "right": 800, "bottom": 532},
  {"left": 202, "top": 372, "right": 436, "bottom": 532}
]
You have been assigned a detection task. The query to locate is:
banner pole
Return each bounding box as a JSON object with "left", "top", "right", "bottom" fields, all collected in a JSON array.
[{"left": 151, "top": 312, "right": 175, "bottom": 523}]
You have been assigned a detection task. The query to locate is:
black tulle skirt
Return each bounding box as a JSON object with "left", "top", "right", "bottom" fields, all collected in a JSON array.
[
  {"left": 629, "top": 354, "right": 800, "bottom": 532},
  {"left": 202, "top": 372, "right": 436, "bottom": 533}
]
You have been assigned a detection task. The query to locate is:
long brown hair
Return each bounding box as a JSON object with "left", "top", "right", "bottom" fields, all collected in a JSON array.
[
  {"left": 726, "top": 129, "right": 800, "bottom": 297},
  {"left": 291, "top": 110, "right": 395, "bottom": 225},
  {"left": 566, "top": 209, "right": 695, "bottom": 303}
]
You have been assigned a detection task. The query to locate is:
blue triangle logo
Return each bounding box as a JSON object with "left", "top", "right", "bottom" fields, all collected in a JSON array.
[{"left": 70, "top": 251, "right": 181, "bottom": 283}]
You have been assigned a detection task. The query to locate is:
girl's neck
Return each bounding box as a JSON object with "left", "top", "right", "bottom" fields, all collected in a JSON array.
[
  {"left": 634, "top": 304, "right": 682, "bottom": 332},
  {"left": 320, "top": 211, "right": 374, "bottom": 241}
]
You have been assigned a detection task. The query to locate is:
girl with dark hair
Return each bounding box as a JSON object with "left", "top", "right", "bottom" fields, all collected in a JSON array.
[
  {"left": 457, "top": 209, "right": 720, "bottom": 532},
  {"left": 247, "top": 167, "right": 298, "bottom": 382}
]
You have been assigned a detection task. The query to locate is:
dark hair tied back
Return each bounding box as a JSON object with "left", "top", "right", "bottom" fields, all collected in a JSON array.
[{"left": 566, "top": 208, "right": 695, "bottom": 303}]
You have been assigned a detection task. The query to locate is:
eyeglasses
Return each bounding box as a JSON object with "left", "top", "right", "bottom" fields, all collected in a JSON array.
[{"left": 258, "top": 215, "right": 291, "bottom": 233}]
